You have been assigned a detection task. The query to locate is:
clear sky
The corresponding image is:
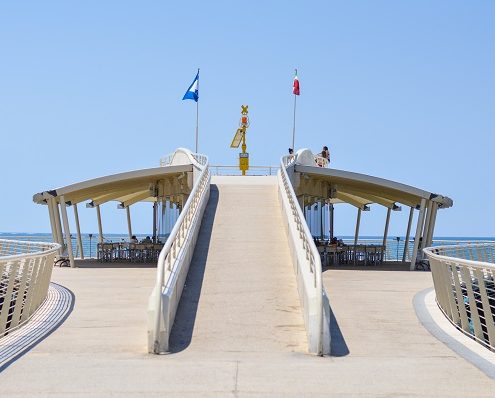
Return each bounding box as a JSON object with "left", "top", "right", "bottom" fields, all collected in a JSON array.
[{"left": 1, "top": 1, "right": 493, "bottom": 237}]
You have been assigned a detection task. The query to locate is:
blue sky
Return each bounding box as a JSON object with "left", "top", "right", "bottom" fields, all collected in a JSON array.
[{"left": 0, "top": 1, "right": 493, "bottom": 237}]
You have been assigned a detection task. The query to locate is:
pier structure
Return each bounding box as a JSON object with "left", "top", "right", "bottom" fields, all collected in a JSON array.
[
  {"left": 32, "top": 149, "right": 205, "bottom": 268},
  {"left": 3, "top": 147, "right": 495, "bottom": 395},
  {"left": 286, "top": 149, "right": 453, "bottom": 270}
]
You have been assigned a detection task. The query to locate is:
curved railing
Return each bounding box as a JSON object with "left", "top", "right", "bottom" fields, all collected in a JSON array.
[
  {"left": 0, "top": 239, "right": 60, "bottom": 337},
  {"left": 424, "top": 243, "right": 495, "bottom": 351},
  {"left": 148, "top": 149, "right": 210, "bottom": 353},
  {"left": 278, "top": 153, "right": 330, "bottom": 355}
]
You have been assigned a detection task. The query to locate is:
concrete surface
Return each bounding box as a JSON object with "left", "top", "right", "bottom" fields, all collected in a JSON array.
[{"left": 0, "top": 176, "right": 494, "bottom": 396}]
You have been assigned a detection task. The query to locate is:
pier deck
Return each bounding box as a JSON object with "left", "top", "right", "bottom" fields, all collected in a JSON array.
[{"left": 0, "top": 178, "right": 494, "bottom": 396}]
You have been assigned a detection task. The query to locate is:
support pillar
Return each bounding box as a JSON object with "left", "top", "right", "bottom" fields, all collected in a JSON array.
[
  {"left": 425, "top": 202, "right": 438, "bottom": 247},
  {"left": 320, "top": 200, "right": 324, "bottom": 240},
  {"left": 422, "top": 201, "right": 433, "bottom": 254},
  {"left": 382, "top": 207, "right": 392, "bottom": 262},
  {"left": 73, "top": 203, "right": 84, "bottom": 259},
  {"left": 382, "top": 208, "right": 391, "bottom": 248},
  {"left": 402, "top": 207, "right": 414, "bottom": 262},
  {"left": 329, "top": 203, "right": 334, "bottom": 241},
  {"left": 354, "top": 208, "right": 362, "bottom": 247},
  {"left": 410, "top": 198, "right": 427, "bottom": 271},
  {"left": 53, "top": 200, "right": 63, "bottom": 245},
  {"left": 47, "top": 198, "right": 58, "bottom": 245},
  {"left": 96, "top": 205, "right": 104, "bottom": 244},
  {"left": 153, "top": 202, "right": 158, "bottom": 243},
  {"left": 59, "top": 195, "right": 75, "bottom": 268},
  {"left": 126, "top": 206, "right": 133, "bottom": 241}
]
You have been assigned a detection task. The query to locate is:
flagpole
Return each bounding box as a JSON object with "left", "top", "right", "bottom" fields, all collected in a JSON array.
[
  {"left": 292, "top": 68, "right": 297, "bottom": 150},
  {"left": 292, "top": 93, "right": 297, "bottom": 150},
  {"left": 195, "top": 68, "right": 199, "bottom": 153}
]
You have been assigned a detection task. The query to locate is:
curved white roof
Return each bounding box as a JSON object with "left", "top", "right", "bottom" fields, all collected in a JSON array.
[{"left": 291, "top": 149, "right": 453, "bottom": 209}]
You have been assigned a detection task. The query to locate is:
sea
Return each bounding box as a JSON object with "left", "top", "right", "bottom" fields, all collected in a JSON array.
[{"left": 0, "top": 232, "right": 493, "bottom": 261}]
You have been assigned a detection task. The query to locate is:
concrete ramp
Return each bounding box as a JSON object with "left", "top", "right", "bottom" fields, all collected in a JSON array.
[{"left": 170, "top": 176, "right": 307, "bottom": 353}]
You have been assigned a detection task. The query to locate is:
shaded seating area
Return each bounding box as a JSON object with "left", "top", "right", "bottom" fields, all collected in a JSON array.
[
  {"left": 316, "top": 240, "right": 385, "bottom": 266},
  {"left": 97, "top": 242, "right": 164, "bottom": 263}
]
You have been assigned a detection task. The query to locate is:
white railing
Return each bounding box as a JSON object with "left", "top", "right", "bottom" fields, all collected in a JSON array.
[
  {"left": 0, "top": 239, "right": 60, "bottom": 337},
  {"left": 278, "top": 154, "right": 330, "bottom": 355},
  {"left": 209, "top": 165, "right": 278, "bottom": 176},
  {"left": 148, "top": 149, "right": 210, "bottom": 353},
  {"left": 424, "top": 243, "right": 495, "bottom": 351}
]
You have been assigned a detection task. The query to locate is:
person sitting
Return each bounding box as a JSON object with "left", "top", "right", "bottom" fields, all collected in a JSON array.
[
  {"left": 130, "top": 235, "right": 139, "bottom": 243},
  {"left": 141, "top": 236, "right": 152, "bottom": 243},
  {"left": 315, "top": 146, "right": 330, "bottom": 167}
]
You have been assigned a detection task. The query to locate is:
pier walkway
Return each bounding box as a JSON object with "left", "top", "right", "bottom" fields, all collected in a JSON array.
[{"left": 1, "top": 176, "right": 494, "bottom": 396}]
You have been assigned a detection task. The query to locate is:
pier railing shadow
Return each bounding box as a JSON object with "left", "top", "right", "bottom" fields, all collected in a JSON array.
[{"left": 168, "top": 185, "right": 219, "bottom": 353}]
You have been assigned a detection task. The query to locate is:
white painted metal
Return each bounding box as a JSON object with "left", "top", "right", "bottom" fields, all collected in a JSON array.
[
  {"left": 422, "top": 201, "right": 433, "bottom": 254},
  {"left": 0, "top": 239, "right": 59, "bottom": 336},
  {"left": 73, "top": 203, "right": 84, "bottom": 259},
  {"left": 126, "top": 206, "right": 133, "bottom": 241},
  {"left": 208, "top": 165, "right": 279, "bottom": 176},
  {"left": 410, "top": 198, "right": 427, "bottom": 270},
  {"left": 354, "top": 208, "right": 362, "bottom": 247},
  {"left": 148, "top": 149, "right": 210, "bottom": 354},
  {"left": 425, "top": 202, "right": 438, "bottom": 247},
  {"left": 59, "top": 195, "right": 75, "bottom": 268},
  {"left": 329, "top": 203, "right": 334, "bottom": 240},
  {"left": 382, "top": 208, "right": 391, "bottom": 248},
  {"left": 53, "top": 200, "right": 64, "bottom": 251},
  {"left": 279, "top": 154, "right": 330, "bottom": 355},
  {"left": 402, "top": 207, "right": 414, "bottom": 262},
  {"left": 424, "top": 243, "right": 495, "bottom": 352},
  {"left": 47, "top": 198, "right": 58, "bottom": 246},
  {"left": 96, "top": 204, "right": 103, "bottom": 245}
]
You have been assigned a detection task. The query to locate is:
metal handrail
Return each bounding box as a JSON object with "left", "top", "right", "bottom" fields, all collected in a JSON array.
[
  {"left": 424, "top": 243, "right": 495, "bottom": 351},
  {"left": 0, "top": 239, "right": 60, "bottom": 261},
  {"left": 152, "top": 149, "right": 210, "bottom": 353},
  {"left": 0, "top": 239, "right": 60, "bottom": 337},
  {"left": 209, "top": 165, "right": 278, "bottom": 176},
  {"left": 279, "top": 153, "right": 324, "bottom": 355}
]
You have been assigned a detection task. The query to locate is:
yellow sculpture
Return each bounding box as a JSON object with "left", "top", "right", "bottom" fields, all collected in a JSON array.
[{"left": 230, "top": 105, "right": 250, "bottom": 175}]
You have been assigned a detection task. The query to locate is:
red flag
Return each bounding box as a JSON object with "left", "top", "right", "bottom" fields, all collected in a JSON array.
[{"left": 293, "top": 71, "right": 300, "bottom": 95}]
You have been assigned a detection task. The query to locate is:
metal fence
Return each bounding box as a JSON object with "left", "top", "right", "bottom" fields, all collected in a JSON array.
[
  {"left": 424, "top": 243, "right": 495, "bottom": 351},
  {"left": 0, "top": 239, "right": 60, "bottom": 336},
  {"left": 279, "top": 155, "right": 330, "bottom": 355},
  {"left": 149, "top": 150, "right": 211, "bottom": 353},
  {"left": 209, "top": 165, "right": 278, "bottom": 176}
]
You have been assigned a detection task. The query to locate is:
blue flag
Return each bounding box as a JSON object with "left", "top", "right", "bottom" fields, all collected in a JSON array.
[{"left": 182, "top": 70, "right": 199, "bottom": 102}]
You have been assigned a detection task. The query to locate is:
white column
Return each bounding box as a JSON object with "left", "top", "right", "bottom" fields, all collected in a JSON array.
[
  {"left": 320, "top": 200, "right": 325, "bottom": 240},
  {"left": 53, "top": 199, "right": 64, "bottom": 253},
  {"left": 422, "top": 201, "right": 432, "bottom": 254},
  {"left": 153, "top": 202, "right": 157, "bottom": 243},
  {"left": 73, "top": 203, "right": 84, "bottom": 259},
  {"left": 126, "top": 206, "right": 133, "bottom": 241},
  {"left": 402, "top": 207, "right": 414, "bottom": 262},
  {"left": 329, "top": 203, "right": 334, "bottom": 240},
  {"left": 47, "top": 198, "right": 58, "bottom": 244},
  {"left": 410, "top": 198, "right": 427, "bottom": 271},
  {"left": 59, "top": 195, "right": 75, "bottom": 268},
  {"left": 354, "top": 208, "right": 362, "bottom": 247},
  {"left": 382, "top": 208, "right": 391, "bottom": 248},
  {"left": 96, "top": 205, "right": 104, "bottom": 244},
  {"left": 425, "top": 202, "right": 438, "bottom": 247}
]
